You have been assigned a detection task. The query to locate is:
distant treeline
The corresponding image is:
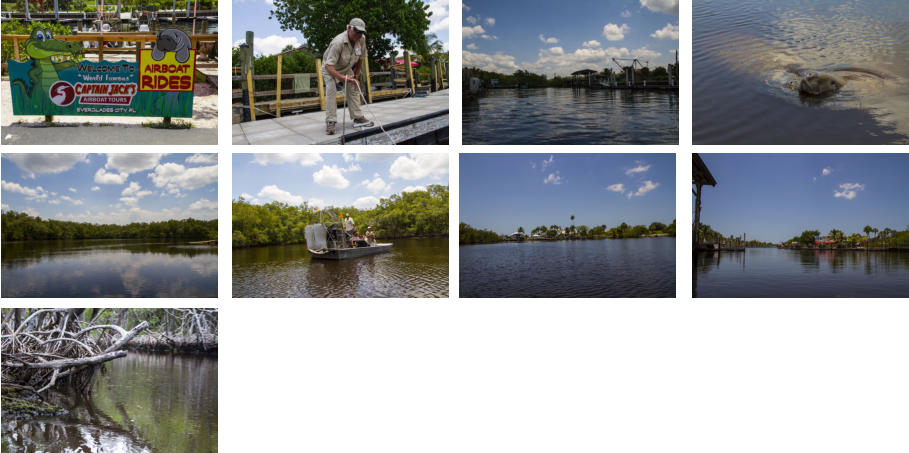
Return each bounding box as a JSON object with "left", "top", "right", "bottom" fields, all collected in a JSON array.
[
  {"left": 784, "top": 226, "right": 909, "bottom": 248},
  {"left": 460, "top": 220, "right": 676, "bottom": 244},
  {"left": 1, "top": 211, "right": 217, "bottom": 241},
  {"left": 465, "top": 64, "right": 679, "bottom": 88},
  {"left": 233, "top": 185, "right": 448, "bottom": 248},
  {"left": 695, "top": 224, "right": 775, "bottom": 247}
]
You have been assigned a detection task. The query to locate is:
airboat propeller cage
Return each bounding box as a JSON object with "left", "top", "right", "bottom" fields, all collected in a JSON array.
[{"left": 305, "top": 224, "right": 328, "bottom": 250}]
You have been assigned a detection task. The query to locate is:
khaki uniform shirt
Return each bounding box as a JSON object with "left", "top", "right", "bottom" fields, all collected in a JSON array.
[{"left": 322, "top": 30, "right": 366, "bottom": 75}]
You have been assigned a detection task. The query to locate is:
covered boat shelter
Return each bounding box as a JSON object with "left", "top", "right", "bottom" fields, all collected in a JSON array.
[
  {"left": 570, "top": 69, "right": 598, "bottom": 87},
  {"left": 692, "top": 153, "right": 717, "bottom": 249}
]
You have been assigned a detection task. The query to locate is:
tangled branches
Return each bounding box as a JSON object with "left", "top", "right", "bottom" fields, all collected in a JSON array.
[{"left": 1, "top": 309, "right": 147, "bottom": 394}]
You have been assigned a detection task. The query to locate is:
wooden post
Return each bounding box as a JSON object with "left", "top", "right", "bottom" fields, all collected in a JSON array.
[
  {"left": 239, "top": 44, "right": 251, "bottom": 122},
  {"left": 390, "top": 51, "right": 397, "bottom": 89},
  {"left": 694, "top": 183, "right": 702, "bottom": 248},
  {"left": 316, "top": 58, "right": 326, "bottom": 111},
  {"left": 13, "top": 37, "right": 20, "bottom": 62},
  {"left": 405, "top": 52, "right": 415, "bottom": 92},
  {"left": 276, "top": 54, "right": 282, "bottom": 117},
  {"left": 98, "top": 38, "right": 104, "bottom": 61},
  {"left": 246, "top": 69, "right": 256, "bottom": 121},
  {"left": 136, "top": 40, "right": 144, "bottom": 59},
  {"left": 363, "top": 56, "right": 372, "bottom": 104},
  {"left": 430, "top": 58, "right": 437, "bottom": 92}
]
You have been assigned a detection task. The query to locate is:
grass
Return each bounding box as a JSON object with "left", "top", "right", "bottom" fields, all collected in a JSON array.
[{"left": 142, "top": 118, "right": 194, "bottom": 129}]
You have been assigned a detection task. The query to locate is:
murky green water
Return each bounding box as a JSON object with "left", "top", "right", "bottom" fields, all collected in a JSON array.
[
  {"left": 233, "top": 237, "right": 449, "bottom": 297},
  {"left": 1, "top": 239, "right": 218, "bottom": 298},
  {"left": 2, "top": 352, "right": 218, "bottom": 453}
]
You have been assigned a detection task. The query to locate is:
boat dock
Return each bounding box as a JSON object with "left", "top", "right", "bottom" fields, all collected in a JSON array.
[{"left": 232, "top": 90, "right": 449, "bottom": 145}]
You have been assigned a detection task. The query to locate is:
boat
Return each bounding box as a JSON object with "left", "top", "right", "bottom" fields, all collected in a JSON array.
[{"left": 304, "top": 223, "right": 392, "bottom": 260}]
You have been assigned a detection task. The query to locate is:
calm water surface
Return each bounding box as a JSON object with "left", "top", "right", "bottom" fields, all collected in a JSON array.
[
  {"left": 695, "top": 248, "right": 909, "bottom": 297},
  {"left": 1, "top": 239, "right": 218, "bottom": 298},
  {"left": 2, "top": 352, "right": 218, "bottom": 453},
  {"left": 233, "top": 238, "right": 448, "bottom": 297},
  {"left": 460, "top": 238, "right": 675, "bottom": 298},
  {"left": 463, "top": 88, "right": 678, "bottom": 144},
  {"left": 694, "top": 0, "right": 909, "bottom": 144}
]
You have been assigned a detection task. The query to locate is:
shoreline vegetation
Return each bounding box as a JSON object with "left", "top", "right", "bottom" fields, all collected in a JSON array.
[
  {"left": 1, "top": 308, "right": 217, "bottom": 420},
  {"left": 459, "top": 220, "right": 676, "bottom": 245},
  {"left": 464, "top": 65, "right": 679, "bottom": 89},
  {"left": 1, "top": 211, "right": 217, "bottom": 241},
  {"left": 695, "top": 224, "right": 909, "bottom": 250},
  {"left": 232, "top": 185, "right": 448, "bottom": 248}
]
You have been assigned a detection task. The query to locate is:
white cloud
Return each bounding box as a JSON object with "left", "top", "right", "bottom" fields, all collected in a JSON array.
[
  {"left": 3, "top": 153, "right": 86, "bottom": 177},
  {"left": 189, "top": 198, "right": 217, "bottom": 211},
  {"left": 105, "top": 153, "right": 163, "bottom": 173},
  {"left": 121, "top": 181, "right": 153, "bottom": 199},
  {"left": 91, "top": 186, "right": 100, "bottom": 191},
  {"left": 463, "top": 25, "right": 485, "bottom": 39},
  {"left": 543, "top": 172, "right": 563, "bottom": 185},
  {"left": 54, "top": 205, "right": 216, "bottom": 224},
  {"left": 834, "top": 182, "right": 865, "bottom": 200},
  {"left": 466, "top": 15, "right": 477, "bottom": 24},
  {"left": 606, "top": 183, "right": 626, "bottom": 193},
  {"left": 626, "top": 163, "right": 651, "bottom": 175},
  {"left": 251, "top": 35, "right": 301, "bottom": 56},
  {"left": 632, "top": 46, "right": 662, "bottom": 61},
  {"left": 67, "top": 187, "right": 77, "bottom": 193},
  {"left": 48, "top": 199, "right": 61, "bottom": 205},
  {"left": 539, "top": 34, "right": 559, "bottom": 44},
  {"left": 58, "top": 195, "right": 83, "bottom": 205},
  {"left": 148, "top": 163, "right": 217, "bottom": 195},
  {"left": 308, "top": 198, "right": 326, "bottom": 209},
  {"left": 541, "top": 155, "right": 554, "bottom": 170},
  {"left": 389, "top": 154, "right": 449, "bottom": 180},
  {"left": 186, "top": 153, "right": 218, "bottom": 164},
  {"left": 822, "top": 167, "right": 833, "bottom": 176},
  {"left": 427, "top": 0, "right": 449, "bottom": 34},
  {"left": 258, "top": 185, "right": 304, "bottom": 204},
  {"left": 640, "top": 0, "right": 679, "bottom": 15},
  {"left": 1, "top": 204, "right": 9, "bottom": 211},
  {"left": 253, "top": 153, "right": 323, "bottom": 166},
  {"left": 547, "top": 46, "right": 564, "bottom": 55},
  {"left": 463, "top": 50, "right": 520, "bottom": 73},
  {"left": 313, "top": 165, "right": 350, "bottom": 189},
  {"left": 466, "top": 43, "right": 478, "bottom": 50},
  {"left": 621, "top": 9, "right": 632, "bottom": 18},
  {"left": 583, "top": 40, "right": 601, "bottom": 48},
  {"left": 402, "top": 185, "right": 426, "bottom": 193},
  {"left": 361, "top": 174, "right": 388, "bottom": 194},
  {"left": 603, "top": 23, "right": 630, "bottom": 41},
  {"left": 485, "top": 17, "right": 495, "bottom": 26},
  {"left": 342, "top": 153, "right": 355, "bottom": 162},
  {"left": 119, "top": 196, "right": 140, "bottom": 206},
  {"left": 651, "top": 23, "right": 679, "bottom": 40},
  {"left": 94, "top": 168, "right": 129, "bottom": 184},
  {"left": 2, "top": 180, "right": 48, "bottom": 200},
  {"left": 633, "top": 180, "right": 660, "bottom": 197},
  {"left": 353, "top": 196, "right": 381, "bottom": 209}
]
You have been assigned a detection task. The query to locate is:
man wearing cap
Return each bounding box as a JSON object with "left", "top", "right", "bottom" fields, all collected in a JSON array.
[{"left": 322, "top": 18, "right": 374, "bottom": 135}]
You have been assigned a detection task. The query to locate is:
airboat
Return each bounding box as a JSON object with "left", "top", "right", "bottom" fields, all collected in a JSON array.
[{"left": 304, "top": 223, "right": 392, "bottom": 260}]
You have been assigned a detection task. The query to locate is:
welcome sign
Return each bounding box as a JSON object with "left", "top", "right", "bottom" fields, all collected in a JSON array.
[{"left": 8, "top": 27, "right": 196, "bottom": 118}]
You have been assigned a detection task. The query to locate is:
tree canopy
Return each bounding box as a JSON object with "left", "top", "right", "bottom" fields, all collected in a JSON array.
[
  {"left": 1, "top": 211, "right": 217, "bottom": 241},
  {"left": 268, "top": 0, "right": 433, "bottom": 64}
]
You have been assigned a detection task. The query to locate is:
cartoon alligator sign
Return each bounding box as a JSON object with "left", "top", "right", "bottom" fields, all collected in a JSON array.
[{"left": 8, "top": 27, "right": 196, "bottom": 118}]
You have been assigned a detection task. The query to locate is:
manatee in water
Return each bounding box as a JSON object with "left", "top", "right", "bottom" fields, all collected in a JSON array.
[
  {"left": 797, "top": 73, "right": 846, "bottom": 96},
  {"left": 152, "top": 28, "right": 192, "bottom": 63}
]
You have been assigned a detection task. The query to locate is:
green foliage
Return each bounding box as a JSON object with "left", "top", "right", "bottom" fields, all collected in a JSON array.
[
  {"left": 2, "top": 20, "right": 74, "bottom": 63},
  {"left": 459, "top": 222, "right": 499, "bottom": 244},
  {"left": 233, "top": 185, "right": 449, "bottom": 248},
  {"left": 1, "top": 211, "right": 217, "bottom": 241},
  {"left": 268, "top": 0, "right": 432, "bottom": 66}
]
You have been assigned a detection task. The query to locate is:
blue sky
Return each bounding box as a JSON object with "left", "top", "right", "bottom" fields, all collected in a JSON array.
[
  {"left": 1, "top": 153, "right": 218, "bottom": 224},
  {"left": 232, "top": 153, "right": 449, "bottom": 209},
  {"left": 463, "top": 0, "right": 678, "bottom": 76},
  {"left": 695, "top": 154, "right": 909, "bottom": 243},
  {"left": 461, "top": 153, "right": 675, "bottom": 234},
  {"left": 232, "top": 0, "right": 449, "bottom": 56}
]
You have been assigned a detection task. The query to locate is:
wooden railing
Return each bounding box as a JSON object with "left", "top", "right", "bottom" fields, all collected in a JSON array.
[{"left": 2, "top": 33, "right": 218, "bottom": 62}]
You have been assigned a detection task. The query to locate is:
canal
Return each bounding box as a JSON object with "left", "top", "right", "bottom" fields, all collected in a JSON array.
[
  {"left": 232, "top": 237, "right": 449, "bottom": 298},
  {"left": 463, "top": 87, "right": 678, "bottom": 145},
  {"left": 460, "top": 238, "right": 676, "bottom": 298},
  {"left": 694, "top": 248, "right": 909, "bottom": 297}
]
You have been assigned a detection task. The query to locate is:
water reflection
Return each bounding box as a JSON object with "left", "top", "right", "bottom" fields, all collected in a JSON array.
[
  {"left": 232, "top": 238, "right": 449, "bottom": 297},
  {"left": 1, "top": 240, "right": 218, "bottom": 298},
  {"left": 463, "top": 87, "right": 679, "bottom": 145},
  {"left": 693, "top": 0, "right": 909, "bottom": 144},
  {"left": 694, "top": 248, "right": 909, "bottom": 297},
  {"left": 2, "top": 353, "right": 217, "bottom": 453}
]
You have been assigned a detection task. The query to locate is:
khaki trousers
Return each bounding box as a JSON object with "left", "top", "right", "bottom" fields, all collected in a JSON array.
[{"left": 323, "top": 71, "right": 364, "bottom": 123}]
